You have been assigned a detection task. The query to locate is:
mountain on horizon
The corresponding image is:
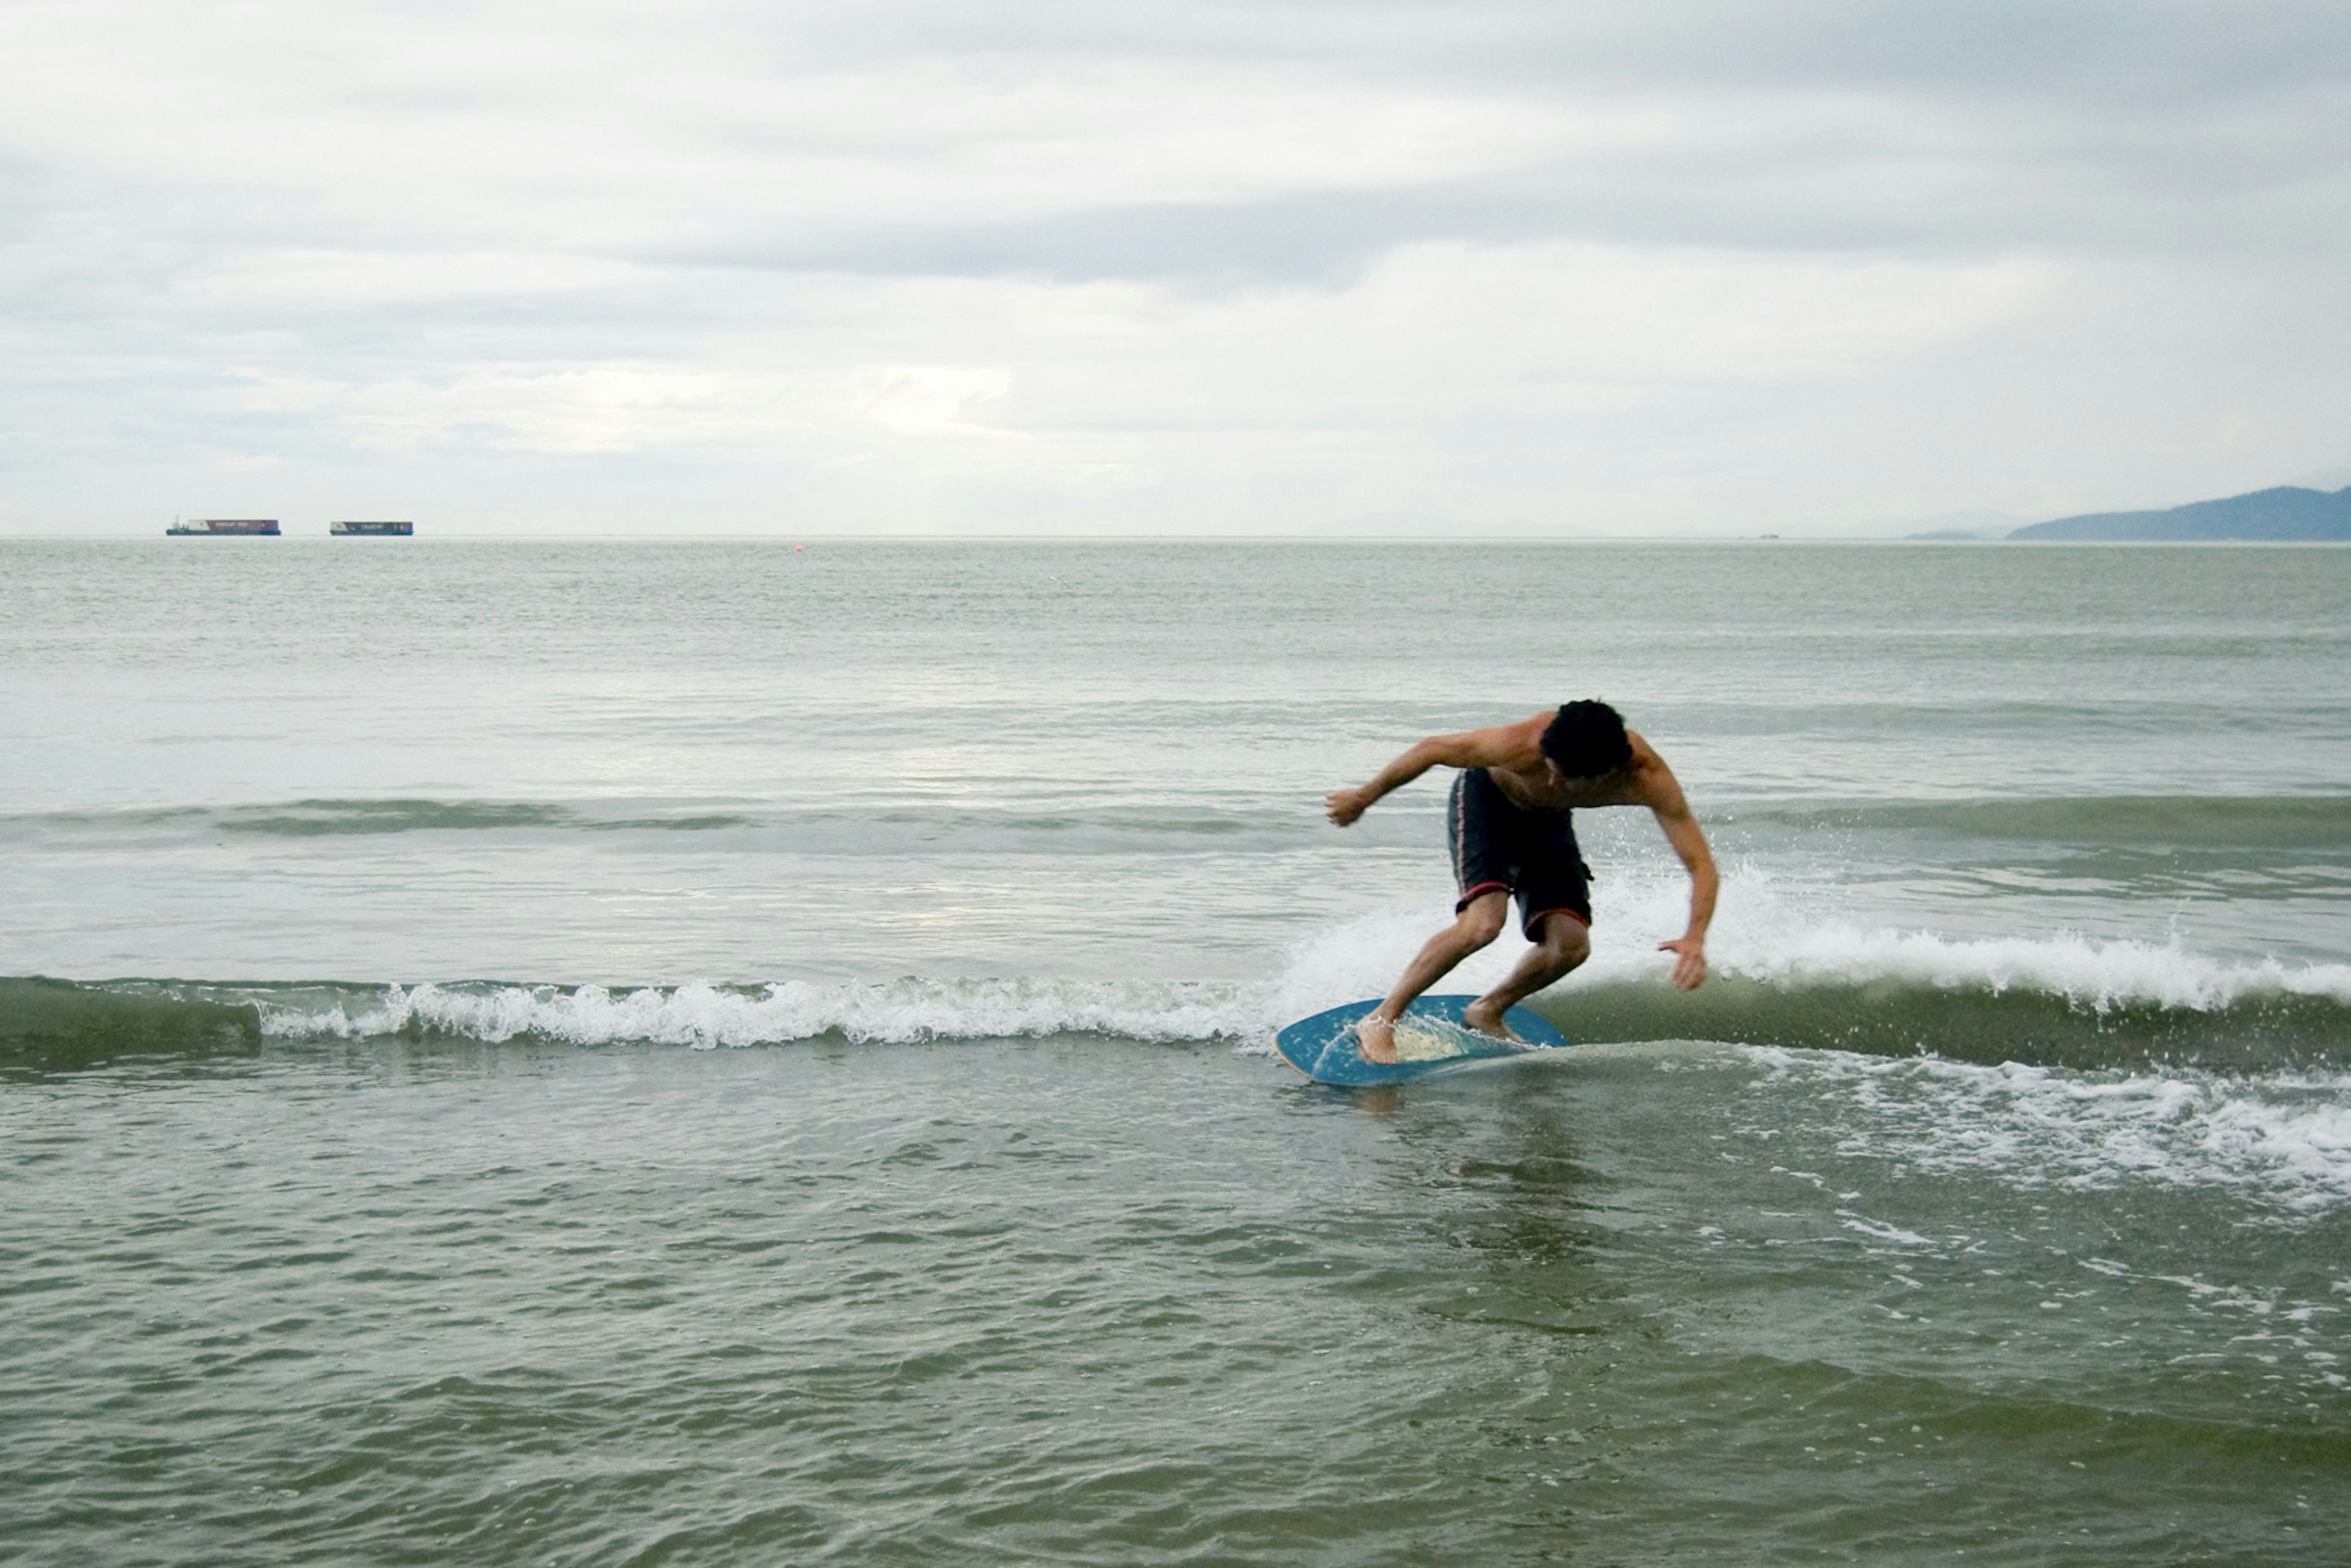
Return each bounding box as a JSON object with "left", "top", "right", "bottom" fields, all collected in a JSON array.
[{"left": 2010, "top": 485, "right": 2351, "bottom": 541}]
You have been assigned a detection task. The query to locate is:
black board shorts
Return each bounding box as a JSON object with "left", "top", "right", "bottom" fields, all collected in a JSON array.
[{"left": 1447, "top": 768, "right": 1593, "bottom": 940}]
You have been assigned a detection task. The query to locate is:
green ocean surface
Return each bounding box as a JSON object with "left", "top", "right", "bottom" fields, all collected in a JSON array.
[{"left": 5, "top": 539, "right": 2349, "bottom": 1563}]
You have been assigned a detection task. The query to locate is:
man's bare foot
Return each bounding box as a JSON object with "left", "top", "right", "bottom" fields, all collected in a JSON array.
[
  {"left": 1460, "top": 1000, "right": 1524, "bottom": 1042},
  {"left": 1356, "top": 1012, "right": 1398, "bottom": 1063}
]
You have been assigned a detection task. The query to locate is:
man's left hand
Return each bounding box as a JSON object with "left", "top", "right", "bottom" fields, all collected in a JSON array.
[{"left": 1658, "top": 936, "right": 1707, "bottom": 990}]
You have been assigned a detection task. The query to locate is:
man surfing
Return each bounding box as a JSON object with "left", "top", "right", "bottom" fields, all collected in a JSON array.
[{"left": 1325, "top": 700, "right": 1716, "bottom": 1063}]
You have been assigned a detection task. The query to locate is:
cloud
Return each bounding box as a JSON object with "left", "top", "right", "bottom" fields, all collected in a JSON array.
[
  {"left": 177, "top": 251, "right": 650, "bottom": 308},
  {"left": 16, "top": 1, "right": 2345, "bottom": 276},
  {"left": 232, "top": 360, "right": 1016, "bottom": 456},
  {"left": 2, "top": 1, "right": 2348, "bottom": 531},
  {"left": 214, "top": 243, "right": 2053, "bottom": 455}
]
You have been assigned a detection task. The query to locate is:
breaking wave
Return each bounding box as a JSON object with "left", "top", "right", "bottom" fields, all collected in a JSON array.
[
  {"left": 9, "top": 910, "right": 2349, "bottom": 1075},
  {"left": 263, "top": 976, "right": 1262, "bottom": 1050}
]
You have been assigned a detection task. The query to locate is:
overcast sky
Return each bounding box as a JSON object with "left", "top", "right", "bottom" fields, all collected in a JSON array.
[{"left": 5, "top": 0, "right": 2349, "bottom": 535}]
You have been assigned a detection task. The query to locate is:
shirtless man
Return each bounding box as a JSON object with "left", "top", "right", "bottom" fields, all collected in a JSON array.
[{"left": 1325, "top": 700, "right": 1716, "bottom": 1063}]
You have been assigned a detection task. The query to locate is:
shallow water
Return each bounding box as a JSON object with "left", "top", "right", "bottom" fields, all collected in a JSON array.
[
  {"left": 9, "top": 1038, "right": 2346, "bottom": 1565},
  {"left": 5, "top": 539, "right": 2350, "bottom": 1562}
]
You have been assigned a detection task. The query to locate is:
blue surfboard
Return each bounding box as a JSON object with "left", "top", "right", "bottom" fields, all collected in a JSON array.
[{"left": 1273, "top": 994, "right": 1567, "bottom": 1086}]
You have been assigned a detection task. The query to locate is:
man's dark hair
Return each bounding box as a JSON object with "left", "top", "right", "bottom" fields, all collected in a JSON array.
[{"left": 1540, "top": 700, "right": 1632, "bottom": 779}]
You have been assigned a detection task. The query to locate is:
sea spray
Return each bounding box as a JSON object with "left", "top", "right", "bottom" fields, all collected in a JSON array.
[
  {"left": 11, "top": 883, "right": 2344, "bottom": 1071},
  {"left": 261, "top": 976, "right": 1269, "bottom": 1049},
  {"left": 1738, "top": 1044, "right": 2351, "bottom": 1215}
]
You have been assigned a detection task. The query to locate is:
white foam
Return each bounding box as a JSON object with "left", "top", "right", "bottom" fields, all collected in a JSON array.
[
  {"left": 1606, "top": 866, "right": 2351, "bottom": 1009},
  {"left": 250, "top": 867, "right": 2351, "bottom": 1053},
  {"left": 1265, "top": 870, "right": 2351, "bottom": 1020},
  {"left": 261, "top": 977, "right": 1269, "bottom": 1049},
  {"left": 1838, "top": 1214, "right": 1938, "bottom": 1248},
  {"left": 1715, "top": 923, "right": 2351, "bottom": 1011},
  {"left": 1265, "top": 901, "right": 1529, "bottom": 1023},
  {"left": 1745, "top": 1048, "right": 2351, "bottom": 1215}
]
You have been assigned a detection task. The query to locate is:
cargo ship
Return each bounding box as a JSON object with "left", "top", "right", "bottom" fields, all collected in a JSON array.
[
  {"left": 329, "top": 520, "right": 414, "bottom": 536},
  {"left": 166, "top": 518, "right": 280, "bottom": 535}
]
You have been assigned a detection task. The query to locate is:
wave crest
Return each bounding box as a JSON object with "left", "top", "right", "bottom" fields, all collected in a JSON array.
[
  {"left": 266, "top": 977, "right": 1264, "bottom": 1049},
  {"left": 12, "top": 907, "right": 2351, "bottom": 1071}
]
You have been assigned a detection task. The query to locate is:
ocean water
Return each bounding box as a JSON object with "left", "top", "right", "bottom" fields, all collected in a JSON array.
[{"left": 5, "top": 538, "right": 2349, "bottom": 1564}]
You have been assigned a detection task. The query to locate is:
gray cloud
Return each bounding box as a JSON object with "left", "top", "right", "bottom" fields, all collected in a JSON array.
[
  {"left": 3, "top": 1, "right": 2348, "bottom": 532},
  {"left": 666, "top": 1, "right": 2351, "bottom": 280}
]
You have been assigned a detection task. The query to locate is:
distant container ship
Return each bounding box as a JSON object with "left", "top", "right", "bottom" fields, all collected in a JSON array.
[
  {"left": 166, "top": 518, "right": 279, "bottom": 535},
  {"left": 330, "top": 520, "right": 414, "bottom": 536}
]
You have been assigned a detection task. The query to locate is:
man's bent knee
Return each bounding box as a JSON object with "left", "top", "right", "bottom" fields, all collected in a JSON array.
[
  {"left": 1532, "top": 912, "right": 1591, "bottom": 966},
  {"left": 1456, "top": 893, "right": 1509, "bottom": 948}
]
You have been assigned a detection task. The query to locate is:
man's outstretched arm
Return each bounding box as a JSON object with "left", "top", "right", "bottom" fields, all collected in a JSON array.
[
  {"left": 1326, "top": 729, "right": 1513, "bottom": 826},
  {"left": 1649, "top": 778, "right": 1717, "bottom": 991}
]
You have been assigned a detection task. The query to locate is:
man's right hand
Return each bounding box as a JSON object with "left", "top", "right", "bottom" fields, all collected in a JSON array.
[{"left": 1325, "top": 786, "right": 1373, "bottom": 827}]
